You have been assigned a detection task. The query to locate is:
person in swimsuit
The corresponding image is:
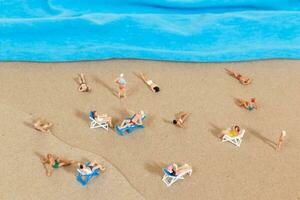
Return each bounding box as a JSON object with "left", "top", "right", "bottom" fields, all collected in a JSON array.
[
  {"left": 119, "top": 110, "right": 145, "bottom": 129},
  {"left": 140, "top": 73, "right": 160, "bottom": 93},
  {"left": 277, "top": 130, "right": 287, "bottom": 151},
  {"left": 77, "top": 73, "right": 91, "bottom": 92},
  {"left": 166, "top": 163, "right": 192, "bottom": 176},
  {"left": 236, "top": 98, "right": 257, "bottom": 110},
  {"left": 225, "top": 68, "right": 252, "bottom": 85},
  {"left": 219, "top": 125, "right": 241, "bottom": 138},
  {"left": 42, "top": 154, "right": 73, "bottom": 176},
  {"left": 173, "top": 112, "right": 190, "bottom": 128},
  {"left": 34, "top": 119, "right": 53, "bottom": 134},
  {"left": 115, "top": 74, "right": 126, "bottom": 98},
  {"left": 78, "top": 161, "right": 105, "bottom": 175},
  {"left": 91, "top": 111, "right": 113, "bottom": 128}
]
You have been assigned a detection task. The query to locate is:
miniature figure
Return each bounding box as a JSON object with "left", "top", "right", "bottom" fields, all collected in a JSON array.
[
  {"left": 116, "top": 110, "right": 146, "bottom": 135},
  {"left": 140, "top": 73, "right": 160, "bottom": 93},
  {"left": 236, "top": 98, "right": 257, "bottom": 111},
  {"left": 76, "top": 161, "right": 105, "bottom": 186},
  {"left": 225, "top": 68, "right": 252, "bottom": 85},
  {"left": 115, "top": 73, "right": 126, "bottom": 98},
  {"left": 219, "top": 125, "right": 241, "bottom": 138},
  {"left": 162, "top": 163, "right": 192, "bottom": 187},
  {"left": 77, "top": 73, "right": 91, "bottom": 92},
  {"left": 89, "top": 111, "right": 113, "bottom": 130},
  {"left": 277, "top": 130, "right": 287, "bottom": 151},
  {"left": 41, "top": 153, "right": 73, "bottom": 176},
  {"left": 220, "top": 125, "right": 245, "bottom": 147},
  {"left": 34, "top": 119, "right": 53, "bottom": 134},
  {"left": 173, "top": 112, "right": 190, "bottom": 128}
]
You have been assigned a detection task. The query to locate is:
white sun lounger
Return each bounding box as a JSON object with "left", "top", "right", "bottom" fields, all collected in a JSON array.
[
  {"left": 162, "top": 168, "right": 192, "bottom": 187},
  {"left": 89, "top": 113, "right": 109, "bottom": 131},
  {"left": 222, "top": 129, "right": 245, "bottom": 147}
]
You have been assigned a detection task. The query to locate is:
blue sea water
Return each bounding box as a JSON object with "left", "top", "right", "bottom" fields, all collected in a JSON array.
[{"left": 1, "top": 0, "right": 300, "bottom": 62}]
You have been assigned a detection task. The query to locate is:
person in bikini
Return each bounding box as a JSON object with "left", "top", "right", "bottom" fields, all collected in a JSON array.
[
  {"left": 236, "top": 98, "right": 257, "bottom": 110},
  {"left": 166, "top": 163, "right": 192, "bottom": 176},
  {"left": 140, "top": 73, "right": 160, "bottom": 93},
  {"left": 115, "top": 73, "right": 126, "bottom": 98},
  {"left": 225, "top": 69, "right": 252, "bottom": 85},
  {"left": 34, "top": 119, "right": 53, "bottom": 134},
  {"left": 77, "top": 73, "right": 91, "bottom": 92},
  {"left": 219, "top": 125, "right": 241, "bottom": 138},
  {"left": 78, "top": 161, "right": 105, "bottom": 175},
  {"left": 173, "top": 112, "right": 190, "bottom": 128},
  {"left": 119, "top": 110, "right": 145, "bottom": 129},
  {"left": 42, "top": 153, "right": 73, "bottom": 176},
  {"left": 90, "top": 111, "right": 113, "bottom": 128}
]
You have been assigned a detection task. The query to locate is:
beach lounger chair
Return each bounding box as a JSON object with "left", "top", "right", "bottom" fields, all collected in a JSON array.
[
  {"left": 76, "top": 162, "right": 100, "bottom": 186},
  {"left": 162, "top": 168, "right": 192, "bottom": 187},
  {"left": 222, "top": 129, "right": 245, "bottom": 147},
  {"left": 116, "top": 114, "right": 146, "bottom": 136},
  {"left": 89, "top": 111, "right": 109, "bottom": 131}
]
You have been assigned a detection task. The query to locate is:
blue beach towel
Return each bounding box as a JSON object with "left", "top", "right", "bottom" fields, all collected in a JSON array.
[{"left": 1, "top": 0, "right": 300, "bottom": 62}]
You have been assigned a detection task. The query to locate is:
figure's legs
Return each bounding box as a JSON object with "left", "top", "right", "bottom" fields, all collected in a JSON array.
[{"left": 120, "top": 119, "right": 131, "bottom": 129}]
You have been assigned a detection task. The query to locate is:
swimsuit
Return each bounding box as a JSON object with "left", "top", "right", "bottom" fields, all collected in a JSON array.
[{"left": 52, "top": 160, "right": 60, "bottom": 169}]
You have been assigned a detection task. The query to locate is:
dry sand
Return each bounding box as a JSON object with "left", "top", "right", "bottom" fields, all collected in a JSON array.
[{"left": 0, "top": 59, "right": 299, "bottom": 200}]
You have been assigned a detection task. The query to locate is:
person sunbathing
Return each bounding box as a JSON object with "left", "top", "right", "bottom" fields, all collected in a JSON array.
[
  {"left": 140, "top": 73, "right": 160, "bottom": 93},
  {"left": 119, "top": 110, "right": 145, "bottom": 129},
  {"left": 225, "top": 69, "right": 252, "bottom": 85},
  {"left": 166, "top": 163, "right": 192, "bottom": 176},
  {"left": 173, "top": 112, "right": 190, "bottom": 128},
  {"left": 90, "top": 111, "right": 113, "bottom": 128},
  {"left": 219, "top": 125, "right": 241, "bottom": 138},
  {"left": 78, "top": 73, "right": 91, "bottom": 92},
  {"left": 78, "top": 161, "right": 105, "bottom": 175},
  {"left": 236, "top": 98, "right": 257, "bottom": 110},
  {"left": 42, "top": 153, "right": 73, "bottom": 176},
  {"left": 34, "top": 119, "right": 53, "bottom": 134}
]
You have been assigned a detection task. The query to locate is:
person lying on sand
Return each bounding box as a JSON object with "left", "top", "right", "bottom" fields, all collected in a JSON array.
[
  {"left": 119, "top": 110, "right": 145, "bottom": 129},
  {"left": 78, "top": 161, "right": 105, "bottom": 175},
  {"left": 78, "top": 73, "right": 91, "bottom": 92},
  {"left": 219, "top": 125, "right": 241, "bottom": 138},
  {"left": 236, "top": 98, "right": 257, "bottom": 111},
  {"left": 225, "top": 68, "right": 252, "bottom": 85},
  {"left": 173, "top": 112, "right": 190, "bottom": 128},
  {"left": 140, "top": 73, "right": 160, "bottom": 93},
  {"left": 90, "top": 111, "right": 113, "bottom": 128},
  {"left": 166, "top": 163, "right": 192, "bottom": 176},
  {"left": 34, "top": 119, "right": 53, "bottom": 134},
  {"left": 42, "top": 153, "right": 73, "bottom": 176}
]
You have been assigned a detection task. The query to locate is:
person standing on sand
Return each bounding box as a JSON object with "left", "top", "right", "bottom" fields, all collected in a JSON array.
[
  {"left": 277, "top": 130, "right": 287, "bottom": 151},
  {"left": 115, "top": 73, "right": 126, "bottom": 98}
]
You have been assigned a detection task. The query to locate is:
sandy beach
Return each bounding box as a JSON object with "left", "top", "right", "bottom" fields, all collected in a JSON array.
[{"left": 0, "top": 59, "right": 299, "bottom": 200}]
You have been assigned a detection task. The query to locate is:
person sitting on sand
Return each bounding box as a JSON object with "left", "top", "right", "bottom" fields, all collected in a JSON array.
[
  {"left": 119, "top": 110, "right": 145, "bottom": 129},
  {"left": 219, "top": 125, "right": 241, "bottom": 138},
  {"left": 78, "top": 73, "right": 91, "bottom": 92},
  {"left": 236, "top": 98, "right": 257, "bottom": 110},
  {"left": 140, "top": 73, "right": 160, "bottom": 93},
  {"left": 42, "top": 153, "right": 73, "bottom": 176},
  {"left": 90, "top": 111, "right": 113, "bottom": 128},
  {"left": 173, "top": 112, "right": 190, "bottom": 128},
  {"left": 166, "top": 163, "right": 192, "bottom": 176},
  {"left": 34, "top": 119, "right": 53, "bottom": 134},
  {"left": 78, "top": 161, "right": 105, "bottom": 175},
  {"left": 225, "top": 68, "right": 252, "bottom": 85}
]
